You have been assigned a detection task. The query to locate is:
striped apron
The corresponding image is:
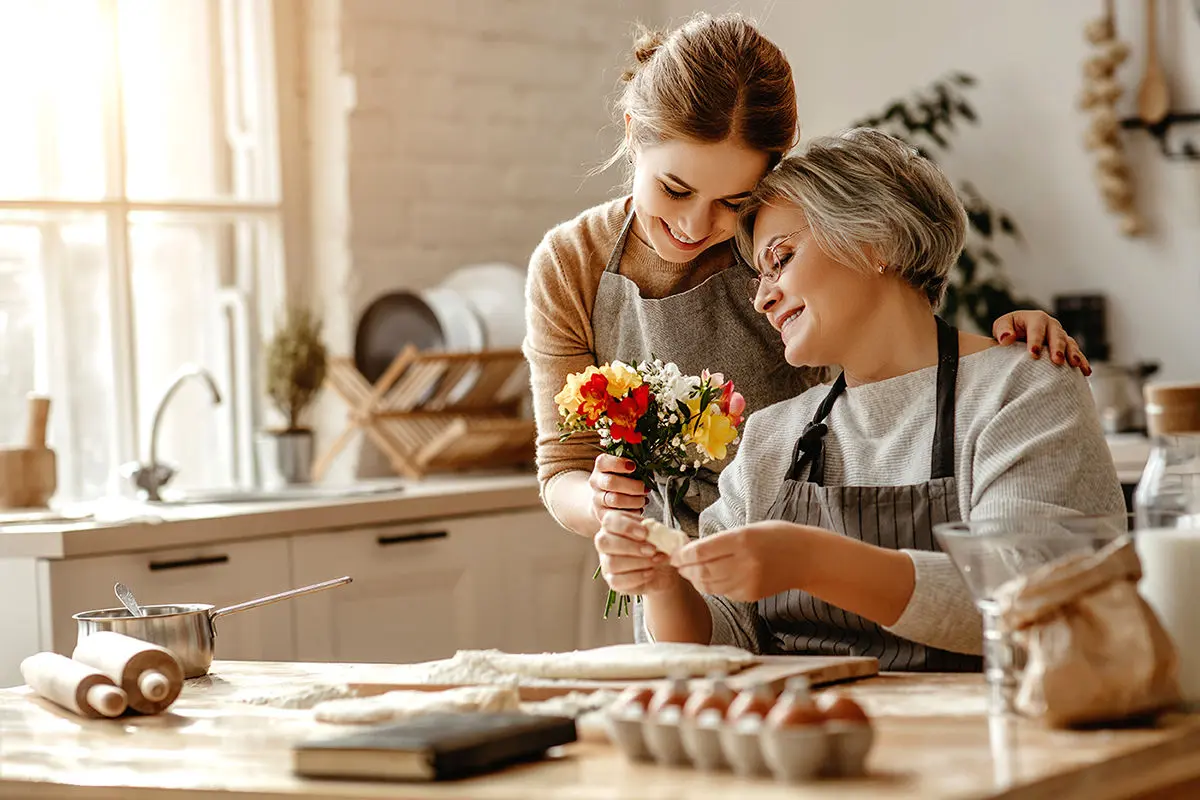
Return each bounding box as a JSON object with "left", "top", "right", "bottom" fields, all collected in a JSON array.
[
  {"left": 759, "top": 316, "right": 982, "bottom": 671},
  {"left": 593, "top": 205, "right": 814, "bottom": 641}
]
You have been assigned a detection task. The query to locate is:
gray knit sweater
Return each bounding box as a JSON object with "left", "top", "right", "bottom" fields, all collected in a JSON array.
[{"left": 698, "top": 344, "right": 1126, "bottom": 656}]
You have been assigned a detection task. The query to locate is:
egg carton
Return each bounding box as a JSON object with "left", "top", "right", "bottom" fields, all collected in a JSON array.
[{"left": 604, "top": 706, "right": 873, "bottom": 782}]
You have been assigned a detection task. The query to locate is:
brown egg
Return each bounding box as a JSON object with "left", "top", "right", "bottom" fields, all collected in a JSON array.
[
  {"left": 682, "top": 676, "right": 734, "bottom": 722},
  {"left": 615, "top": 684, "right": 655, "bottom": 715},
  {"left": 817, "top": 692, "right": 871, "bottom": 724},
  {"left": 646, "top": 677, "right": 691, "bottom": 718},
  {"left": 726, "top": 683, "right": 776, "bottom": 723},
  {"left": 766, "top": 679, "right": 823, "bottom": 729}
]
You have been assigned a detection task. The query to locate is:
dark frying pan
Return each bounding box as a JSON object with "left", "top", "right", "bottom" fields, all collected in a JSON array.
[{"left": 354, "top": 292, "right": 445, "bottom": 383}]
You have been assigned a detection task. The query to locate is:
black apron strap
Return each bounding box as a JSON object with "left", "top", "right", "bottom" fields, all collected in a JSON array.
[
  {"left": 787, "top": 372, "right": 847, "bottom": 484},
  {"left": 931, "top": 316, "right": 959, "bottom": 480},
  {"left": 605, "top": 206, "right": 637, "bottom": 275}
]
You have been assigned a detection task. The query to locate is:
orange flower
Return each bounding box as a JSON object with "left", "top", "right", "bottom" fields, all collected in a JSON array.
[
  {"left": 608, "top": 384, "right": 650, "bottom": 443},
  {"left": 577, "top": 372, "right": 610, "bottom": 425}
]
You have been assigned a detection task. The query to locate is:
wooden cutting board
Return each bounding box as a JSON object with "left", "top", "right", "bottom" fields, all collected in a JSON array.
[{"left": 346, "top": 655, "right": 878, "bottom": 702}]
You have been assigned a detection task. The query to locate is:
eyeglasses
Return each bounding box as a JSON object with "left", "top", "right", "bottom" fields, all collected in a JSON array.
[{"left": 746, "top": 228, "right": 805, "bottom": 303}]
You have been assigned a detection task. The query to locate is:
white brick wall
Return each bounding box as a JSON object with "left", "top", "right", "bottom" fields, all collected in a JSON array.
[{"left": 299, "top": 0, "right": 666, "bottom": 479}]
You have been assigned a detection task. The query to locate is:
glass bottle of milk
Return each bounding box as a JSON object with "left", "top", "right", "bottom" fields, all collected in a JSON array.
[{"left": 1134, "top": 382, "right": 1200, "bottom": 710}]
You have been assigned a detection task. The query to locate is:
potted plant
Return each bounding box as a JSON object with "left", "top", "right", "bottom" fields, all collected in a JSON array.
[{"left": 258, "top": 306, "right": 328, "bottom": 488}]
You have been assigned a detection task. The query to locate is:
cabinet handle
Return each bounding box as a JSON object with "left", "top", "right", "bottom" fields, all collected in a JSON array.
[
  {"left": 376, "top": 530, "right": 448, "bottom": 547},
  {"left": 148, "top": 554, "right": 231, "bottom": 572}
]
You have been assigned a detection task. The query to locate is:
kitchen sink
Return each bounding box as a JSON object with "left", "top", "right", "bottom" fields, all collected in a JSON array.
[{"left": 152, "top": 482, "right": 407, "bottom": 505}]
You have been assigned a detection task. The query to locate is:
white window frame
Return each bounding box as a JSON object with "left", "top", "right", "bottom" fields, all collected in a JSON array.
[{"left": 0, "top": 0, "right": 301, "bottom": 497}]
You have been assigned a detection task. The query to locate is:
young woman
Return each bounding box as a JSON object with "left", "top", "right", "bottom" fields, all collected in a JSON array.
[
  {"left": 523, "top": 13, "right": 1087, "bottom": 636},
  {"left": 594, "top": 129, "right": 1125, "bottom": 666}
]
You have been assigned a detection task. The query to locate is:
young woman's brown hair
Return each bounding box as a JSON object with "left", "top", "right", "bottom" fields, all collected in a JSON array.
[{"left": 604, "top": 12, "right": 799, "bottom": 172}]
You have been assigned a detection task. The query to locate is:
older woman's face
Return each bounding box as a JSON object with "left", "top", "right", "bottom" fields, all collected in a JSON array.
[{"left": 750, "top": 203, "right": 884, "bottom": 368}]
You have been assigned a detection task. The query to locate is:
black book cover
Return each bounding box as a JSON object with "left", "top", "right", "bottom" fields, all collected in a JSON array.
[{"left": 292, "top": 711, "right": 578, "bottom": 782}]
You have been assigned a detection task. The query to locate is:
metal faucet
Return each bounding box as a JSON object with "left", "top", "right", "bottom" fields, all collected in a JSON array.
[{"left": 125, "top": 365, "right": 223, "bottom": 501}]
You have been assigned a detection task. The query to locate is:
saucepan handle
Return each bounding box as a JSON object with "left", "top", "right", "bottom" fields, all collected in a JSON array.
[{"left": 210, "top": 576, "right": 352, "bottom": 621}]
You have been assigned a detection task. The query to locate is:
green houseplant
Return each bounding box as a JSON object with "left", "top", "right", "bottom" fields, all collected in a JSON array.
[
  {"left": 852, "top": 73, "right": 1042, "bottom": 331},
  {"left": 258, "top": 307, "right": 328, "bottom": 487}
]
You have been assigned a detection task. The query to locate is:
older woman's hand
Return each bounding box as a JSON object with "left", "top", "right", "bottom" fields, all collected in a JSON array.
[
  {"left": 669, "top": 521, "right": 800, "bottom": 603},
  {"left": 992, "top": 311, "right": 1092, "bottom": 376},
  {"left": 595, "top": 510, "right": 677, "bottom": 596}
]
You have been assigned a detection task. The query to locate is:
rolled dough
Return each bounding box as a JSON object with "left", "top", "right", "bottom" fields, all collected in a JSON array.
[
  {"left": 466, "top": 642, "right": 757, "bottom": 680},
  {"left": 313, "top": 684, "right": 520, "bottom": 725}
]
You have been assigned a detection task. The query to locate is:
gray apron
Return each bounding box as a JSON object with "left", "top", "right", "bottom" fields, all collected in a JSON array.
[
  {"left": 592, "top": 205, "right": 813, "bottom": 640},
  {"left": 758, "top": 316, "right": 982, "bottom": 672}
]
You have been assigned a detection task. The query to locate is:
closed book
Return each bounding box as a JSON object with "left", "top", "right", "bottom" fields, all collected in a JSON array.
[{"left": 292, "top": 712, "right": 578, "bottom": 782}]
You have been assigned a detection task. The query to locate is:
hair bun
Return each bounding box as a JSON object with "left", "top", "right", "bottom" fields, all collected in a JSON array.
[{"left": 621, "top": 26, "right": 665, "bottom": 81}]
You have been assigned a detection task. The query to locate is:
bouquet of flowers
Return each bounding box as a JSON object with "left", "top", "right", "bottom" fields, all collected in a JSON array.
[{"left": 554, "top": 358, "right": 746, "bottom": 618}]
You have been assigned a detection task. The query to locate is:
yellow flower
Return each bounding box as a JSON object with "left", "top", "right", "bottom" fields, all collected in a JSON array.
[
  {"left": 690, "top": 403, "right": 739, "bottom": 461},
  {"left": 597, "top": 361, "right": 642, "bottom": 398},
  {"left": 554, "top": 366, "right": 602, "bottom": 416}
]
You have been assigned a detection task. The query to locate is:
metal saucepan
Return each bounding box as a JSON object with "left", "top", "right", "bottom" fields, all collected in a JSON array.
[{"left": 72, "top": 576, "right": 352, "bottom": 679}]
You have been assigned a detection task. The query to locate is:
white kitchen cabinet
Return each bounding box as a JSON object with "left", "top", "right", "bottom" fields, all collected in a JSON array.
[
  {"left": 576, "top": 560, "right": 636, "bottom": 650},
  {"left": 485, "top": 511, "right": 603, "bottom": 655},
  {"left": 289, "top": 508, "right": 625, "bottom": 663},
  {"left": 290, "top": 514, "right": 494, "bottom": 664},
  {"left": 47, "top": 538, "right": 296, "bottom": 663},
  {"left": 0, "top": 496, "right": 641, "bottom": 689}
]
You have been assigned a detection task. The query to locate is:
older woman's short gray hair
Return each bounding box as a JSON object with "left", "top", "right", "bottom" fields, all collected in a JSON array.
[{"left": 736, "top": 127, "right": 967, "bottom": 307}]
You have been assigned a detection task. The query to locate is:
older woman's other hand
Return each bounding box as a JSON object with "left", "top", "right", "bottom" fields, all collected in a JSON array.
[
  {"left": 992, "top": 311, "right": 1092, "bottom": 376},
  {"left": 670, "top": 521, "right": 800, "bottom": 603},
  {"left": 595, "top": 510, "right": 677, "bottom": 596}
]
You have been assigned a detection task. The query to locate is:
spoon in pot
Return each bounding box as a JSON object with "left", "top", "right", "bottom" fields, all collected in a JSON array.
[
  {"left": 114, "top": 581, "right": 144, "bottom": 617},
  {"left": 109, "top": 581, "right": 172, "bottom": 702}
]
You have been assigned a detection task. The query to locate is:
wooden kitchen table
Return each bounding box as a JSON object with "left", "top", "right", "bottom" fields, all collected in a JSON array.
[{"left": 2, "top": 660, "right": 1199, "bottom": 800}]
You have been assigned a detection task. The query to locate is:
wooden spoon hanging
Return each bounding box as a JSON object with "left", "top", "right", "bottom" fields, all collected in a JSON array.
[{"left": 1136, "top": 0, "right": 1170, "bottom": 124}]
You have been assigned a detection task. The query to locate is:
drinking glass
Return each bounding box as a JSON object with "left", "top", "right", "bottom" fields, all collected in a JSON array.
[{"left": 934, "top": 513, "right": 1131, "bottom": 716}]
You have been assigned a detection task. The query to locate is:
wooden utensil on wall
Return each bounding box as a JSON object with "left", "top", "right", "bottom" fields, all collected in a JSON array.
[
  {"left": 1137, "top": 0, "right": 1170, "bottom": 125},
  {"left": 0, "top": 395, "right": 57, "bottom": 509}
]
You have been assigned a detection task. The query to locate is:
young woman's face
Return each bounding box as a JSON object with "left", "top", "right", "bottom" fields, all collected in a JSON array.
[
  {"left": 629, "top": 138, "right": 770, "bottom": 263},
  {"left": 750, "top": 203, "right": 882, "bottom": 368}
]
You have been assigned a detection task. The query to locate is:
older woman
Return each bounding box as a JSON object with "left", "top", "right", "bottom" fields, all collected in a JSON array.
[{"left": 594, "top": 128, "right": 1125, "bottom": 669}]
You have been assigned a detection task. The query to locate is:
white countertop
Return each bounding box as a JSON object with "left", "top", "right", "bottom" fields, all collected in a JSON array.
[
  {"left": 0, "top": 470, "right": 542, "bottom": 560},
  {"left": 0, "top": 436, "right": 1146, "bottom": 561}
]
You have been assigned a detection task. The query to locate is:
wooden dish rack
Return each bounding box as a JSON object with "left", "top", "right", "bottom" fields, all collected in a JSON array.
[{"left": 313, "top": 346, "right": 535, "bottom": 480}]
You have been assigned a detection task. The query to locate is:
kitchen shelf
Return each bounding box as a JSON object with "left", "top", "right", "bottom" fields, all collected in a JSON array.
[{"left": 314, "top": 346, "right": 534, "bottom": 480}]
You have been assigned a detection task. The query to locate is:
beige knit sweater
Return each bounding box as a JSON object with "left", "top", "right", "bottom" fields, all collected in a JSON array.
[{"left": 522, "top": 197, "right": 732, "bottom": 497}]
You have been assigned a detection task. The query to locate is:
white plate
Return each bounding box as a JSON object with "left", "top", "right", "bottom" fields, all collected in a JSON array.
[{"left": 439, "top": 263, "right": 527, "bottom": 350}]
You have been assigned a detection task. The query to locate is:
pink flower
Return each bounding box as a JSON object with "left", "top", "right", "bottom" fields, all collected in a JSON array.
[{"left": 719, "top": 380, "right": 745, "bottom": 428}]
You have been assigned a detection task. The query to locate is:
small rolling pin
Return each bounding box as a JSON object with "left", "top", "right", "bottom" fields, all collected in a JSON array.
[
  {"left": 72, "top": 631, "right": 184, "bottom": 715},
  {"left": 20, "top": 652, "right": 128, "bottom": 719}
]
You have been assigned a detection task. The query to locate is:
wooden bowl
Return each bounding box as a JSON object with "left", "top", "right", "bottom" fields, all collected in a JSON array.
[{"left": 0, "top": 447, "right": 57, "bottom": 509}]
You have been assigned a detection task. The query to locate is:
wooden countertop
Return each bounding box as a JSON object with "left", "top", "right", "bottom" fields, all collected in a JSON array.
[
  {"left": 2, "top": 660, "right": 1198, "bottom": 799},
  {"left": 0, "top": 471, "right": 541, "bottom": 560}
]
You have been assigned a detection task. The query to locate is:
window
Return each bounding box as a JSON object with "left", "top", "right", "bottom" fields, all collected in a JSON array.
[{"left": 0, "top": 0, "right": 285, "bottom": 501}]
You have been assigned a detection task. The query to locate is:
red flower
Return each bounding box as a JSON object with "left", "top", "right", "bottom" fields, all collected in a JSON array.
[
  {"left": 608, "top": 384, "right": 650, "bottom": 443},
  {"left": 577, "top": 373, "right": 610, "bottom": 425}
]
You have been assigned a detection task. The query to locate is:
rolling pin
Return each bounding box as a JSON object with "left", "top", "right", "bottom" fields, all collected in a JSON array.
[
  {"left": 72, "top": 632, "right": 184, "bottom": 715},
  {"left": 20, "top": 652, "right": 128, "bottom": 719}
]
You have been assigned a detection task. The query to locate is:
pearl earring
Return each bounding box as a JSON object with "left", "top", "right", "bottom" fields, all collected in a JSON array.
[{"left": 877, "top": 263, "right": 887, "bottom": 274}]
